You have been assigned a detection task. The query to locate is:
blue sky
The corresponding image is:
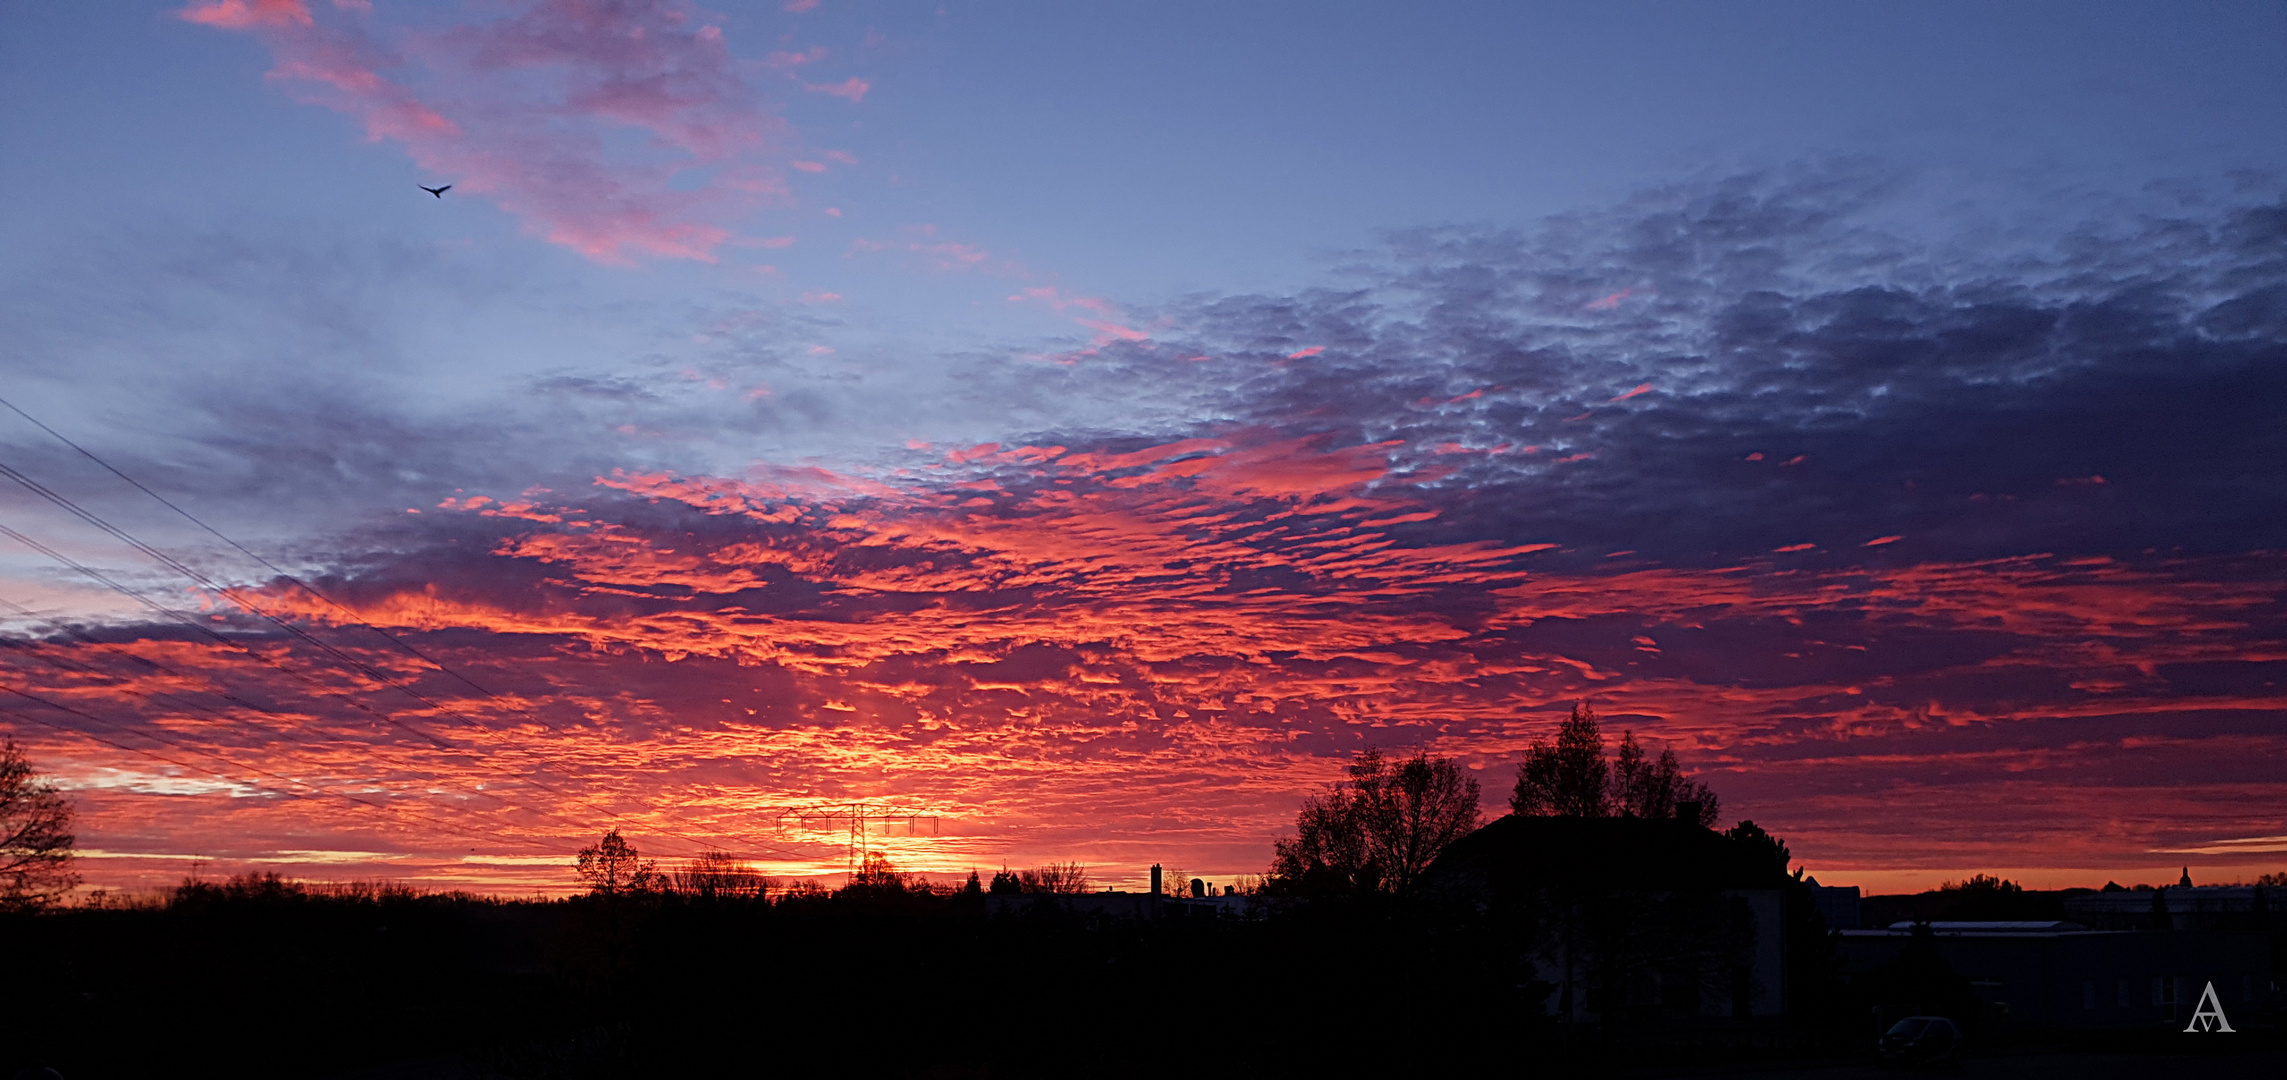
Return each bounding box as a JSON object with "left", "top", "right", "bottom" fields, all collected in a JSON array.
[{"left": 3, "top": 0, "right": 2278, "bottom": 517}]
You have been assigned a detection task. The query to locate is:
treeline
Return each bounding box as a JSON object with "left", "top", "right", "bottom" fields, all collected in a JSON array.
[{"left": 2, "top": 859, "right": 1545, "bottom": 1080}]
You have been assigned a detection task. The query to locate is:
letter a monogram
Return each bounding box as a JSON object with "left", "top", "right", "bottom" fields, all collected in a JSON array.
[{"left": 2183, "top": 981, "right": 2235, "bottom": 1033}]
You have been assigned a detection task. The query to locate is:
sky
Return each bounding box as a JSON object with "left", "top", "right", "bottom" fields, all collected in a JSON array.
[{"left": 1, "top": 0, "right": 2283, "bottom": 897}]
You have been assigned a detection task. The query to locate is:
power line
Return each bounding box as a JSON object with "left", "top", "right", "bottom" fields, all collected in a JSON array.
[
  {"left": 0, "top": 621, "right": 636, "bottom": 853},
  {"left": 0, "top": 392, "right": 570, "bottom": 735},
  {"left": 0, "top": 407, "right": 840, "bottom": 866},
  {"left": 0, "top": 525, "right": 813, "bottom": 863},
  {"left": 0, "top": 518, "right": 457, "bottom": 750},
  {"left": 0, "top": 686, "right": 565, "bottom": 857}
]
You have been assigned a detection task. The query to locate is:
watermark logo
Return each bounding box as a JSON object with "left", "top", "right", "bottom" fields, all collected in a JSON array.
[{"left": 2183, "top": 981, "right": 2235, "bottom": 1033}]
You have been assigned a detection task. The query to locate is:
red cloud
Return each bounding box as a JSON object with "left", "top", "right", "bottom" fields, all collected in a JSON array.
[{"left": 20, "top": 427, "right": 2286, "bottom": 895}]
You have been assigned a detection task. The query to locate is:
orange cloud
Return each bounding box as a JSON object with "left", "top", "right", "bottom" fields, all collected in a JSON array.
[{"left": 16, "top": 429, "right": 2284, "bottom": 896}]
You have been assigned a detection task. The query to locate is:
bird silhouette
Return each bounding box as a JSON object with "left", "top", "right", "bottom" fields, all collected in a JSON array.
[{"left": 420, "top": 184, "right": 452, "bottom": 198}]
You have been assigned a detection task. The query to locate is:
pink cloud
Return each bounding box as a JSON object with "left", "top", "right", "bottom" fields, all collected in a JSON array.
[
  {"left": 1075, "top": 319, "right": 1148, "bottom": 343},
  {"left": 804, "top": 77, "right": 870, "bottom": 102},
  {"left": 181, "top": 0, "right": 313, "bottom": 28},
  {"left": 799, "top": 291, "right": 842, "bottom": 303},
  {"left": 1609, "top": 383, "right": 1653, "bottom": 403},
  {"left": 1587, "top": 286, "right": 1639, "bottom": 311},
  {"left": 1287, "top": 346, "right": 1324, "bottom": 359},
  {"left": 783, "top": 0, "right": 820, "bottom": 11},
  {"left": 792, "top": 161, "right": 826, "bottom": 173},
  {"left": 179, "top": 0, "right": 799, "bottom": 265},
  {"left": 1006, "top": 286, "right": 1111, "bottom": 315},
  {"left": 1864, "top": 535, "right": 1904, "bottom": 547},
  {"left": 852, "top": 224, "right": 1011, "bottom": 275},
  {"left": 764, "top": 45, "right": 827, "bottom": 70},
  {"left": 1008, "top": 286, "right": 1135, "bottom": 343}
]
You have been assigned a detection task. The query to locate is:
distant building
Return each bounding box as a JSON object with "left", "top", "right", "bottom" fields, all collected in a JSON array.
[
  {"left": 985, "top": 889, "right": 1167, "bottom": 919},
  {"left": 2062, "top": 884, "right": 2275, "bottom": 931},
  {"left": 1838, "top": 921, "right": 2275, "bottom": 1030},
  {"left": 983, "top": 870, "right": 1254, "bottom": 920},
  {"left": 1805, "top": 877, "right": 1862, "bottom": 930},
  {"left": 1421, "top": 814, "right": 1791, "bottom": 1024}
]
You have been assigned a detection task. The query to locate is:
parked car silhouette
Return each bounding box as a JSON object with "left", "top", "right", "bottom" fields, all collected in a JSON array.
[{"left": 1877, "top": 1015, "right": 1965, "bottom": 1068}]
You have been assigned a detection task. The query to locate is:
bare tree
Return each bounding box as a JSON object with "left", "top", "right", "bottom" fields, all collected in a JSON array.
[
  {"left": 1270, "top": 752, "right": 1381, "bottom": 894},
  {"left": 1015, "top": 862, "right": 1091, "bottom": 894},
  {"left": 2, "top": 737, "right": 77, "bottom": 910},
  {"left": 1355, "top": 752, "right": 1484, "bottom": 893},
  {"left": 1271, "top": 748, "right": 1483, "bottom": 894},
  {"left": 671, "top": 851, "right": 769, "bottom": 900},
  {"left": 574, "top": 829, "right": 658, "bottom": 896},
  {"left": 845, "top": 851, "right": 921, "bottom": 895}
]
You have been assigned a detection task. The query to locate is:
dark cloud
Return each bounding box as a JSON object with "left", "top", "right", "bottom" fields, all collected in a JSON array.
[{"left": 5, "top": 164, "right": 2283, "bottom": 891}]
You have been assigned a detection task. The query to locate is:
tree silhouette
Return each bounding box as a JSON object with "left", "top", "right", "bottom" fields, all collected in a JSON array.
[
  {"left": 1725, "top": 820, "right": 1790, "bottom": 877},
  {"left": 1510, "top": 703, "right": 1610, "bottom": 817},
  {"left": 846, "top": 851, "right": 919, "bottom": 896},
  {"left": 670, "top": 851, "right": 768, "bottom": 900},
  {"left": 1, "top": 736, "right": 77, "bottom": 910},
  {"left": 1929, "top": 874, "right": 2036, "bottom": 920},
  {"left": 1511, "top": 704, "right": 1720, "bottom": 826},
  {"left": 574, "top": 829, "right": 658, "bottom": 897},
  {"left": 1015, "top": 862, "right": 1091, "bottom": 894},
  {"left": 1364, "top": 752, "right": 1485, "bottom": 892},
  {"left": 1270, "top": 748, "right": 1482, "bottom": 895}
]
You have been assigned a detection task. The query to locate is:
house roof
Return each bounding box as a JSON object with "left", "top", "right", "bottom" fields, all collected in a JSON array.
[{"left": 1421, "top": 814, "right": 1789, "bottom": 899}]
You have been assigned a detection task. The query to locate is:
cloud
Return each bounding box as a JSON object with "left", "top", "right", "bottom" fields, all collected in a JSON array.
[
  {"left": 9, "top": 163, "right": 2285, "bottom": 891},
  {"left": 803, "top": 77, "right": 870, "bottom": 103},
  {"left": 179, "top": 0, "right": 803, "bottom": 264},
  {"left": 181, "top": 0, "right": 314, "bottom": 29}
]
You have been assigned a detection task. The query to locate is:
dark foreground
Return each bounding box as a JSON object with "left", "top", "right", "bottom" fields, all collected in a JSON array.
[
  {"left": 4, "top": 882, "right": 1536, "bottom": 1079},
  {"left": 3, "top": 881, "right": 2275, "bottom": 1079}
]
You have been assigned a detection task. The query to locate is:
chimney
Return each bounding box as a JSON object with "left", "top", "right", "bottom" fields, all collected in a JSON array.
[
  {"left": 1150, "top": 863, "right": 1162, "bottom": 897},
  {"left": 1675, "top": 800, "right": 1702, "bottom": 826}
]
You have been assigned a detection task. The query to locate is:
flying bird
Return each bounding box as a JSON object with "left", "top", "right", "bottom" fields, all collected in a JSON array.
[{"left": 420, "top": 184, "right": 452, "bottom": 198}]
